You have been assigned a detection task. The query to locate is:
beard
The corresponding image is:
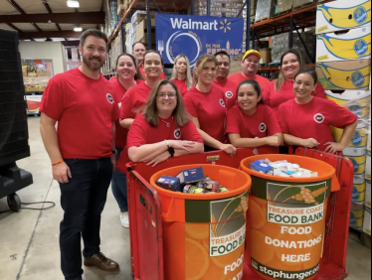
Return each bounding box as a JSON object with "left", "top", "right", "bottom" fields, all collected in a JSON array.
[{"left": 82, "top": 54, "right": 104, "bottom": 71}]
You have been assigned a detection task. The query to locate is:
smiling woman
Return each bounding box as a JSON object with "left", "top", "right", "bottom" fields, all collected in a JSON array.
[{"left": 115, "top": 80, "right": 204, "bottom": 173}]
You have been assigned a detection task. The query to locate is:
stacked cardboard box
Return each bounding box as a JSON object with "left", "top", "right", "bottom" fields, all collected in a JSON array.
[
  {"left": 255, "top": 0, "right": 277, "bottom": 22},
  {"left": 195, "top": 0, "right": 244, "bottom": 17},
  {"left": 315, "top": 0, "right": 372, "bottom": 232}
]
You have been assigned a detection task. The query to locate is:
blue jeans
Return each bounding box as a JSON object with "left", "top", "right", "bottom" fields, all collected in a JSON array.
[
  {"left": 59, "top": 158, "right": 112, "bottom": 280},
  {"left": 112, "top": 147, "right": 128, "bottom": 212}
]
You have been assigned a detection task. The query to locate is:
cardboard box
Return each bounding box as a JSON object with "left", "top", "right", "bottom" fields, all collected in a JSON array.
[
  {"left": 259, "top": 48, "right": 272, "bottom": 64},
  {"left": 316, "top": 59, "right": 371, "bottom": 90},
  {"left": 136, "top": 19, "right": 156, "bottom": 43},
  {"left": 363, "top": 205, "right": 371, "bottom": 235},
  {"left": 366, "top": 179, "right": 371, "bottom": 208},
  {"left": 156, "top": 176, "right": 182, "bottom": 192},
  {"left": 316, "top": 26, "right": 371, "bottom": 62},
  {"left": 353, "top": 180, "right": 366, "bottom": 203},
  {"left": 344, "top": 146, "right": 367, "bottom": 176},
  {"left": 316, "top": 0, "right": 371, "bottom": 35},
  {"left": 176, "top": 167, "right": 205, "bottom": 186}
]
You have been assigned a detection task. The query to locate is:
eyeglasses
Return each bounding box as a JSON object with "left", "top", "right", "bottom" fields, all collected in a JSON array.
[{"left": 157, "top": 93, "right": 177, "bottom": 99}]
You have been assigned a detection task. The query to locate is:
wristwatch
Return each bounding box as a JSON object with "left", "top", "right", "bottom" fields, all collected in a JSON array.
[
  {"left": 112, "top": 150, "right": 117, "bottom": 155},
  {"left": 168, "top": 147, "right": 175, "bottom": 158}
]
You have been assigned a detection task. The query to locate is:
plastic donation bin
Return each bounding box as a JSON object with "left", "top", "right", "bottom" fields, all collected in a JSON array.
[
  {"left": 149, "top": 164, "right": 252, "bottom": 280},
  {"left": 240, "top": 154, "right": 340, "bottom": 280}
]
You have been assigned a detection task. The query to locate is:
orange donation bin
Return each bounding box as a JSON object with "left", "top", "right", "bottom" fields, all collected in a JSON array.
[
  {"left": 150, "top": 164, "right": 251, "bottom": 280},
  {"left": 240, "top": 155, "right": 340, "bottom": 280}
]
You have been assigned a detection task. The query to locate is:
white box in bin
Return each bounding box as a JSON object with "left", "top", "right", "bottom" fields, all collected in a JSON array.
[
  {"left": 316, "top": 0, "right": 371, "bottom": 35},
  {"left": 316, "top": 27, "right": 371, "bottom": 62},
  {"left": 363, "top": 206, "right": 371, "bottom": 236}
]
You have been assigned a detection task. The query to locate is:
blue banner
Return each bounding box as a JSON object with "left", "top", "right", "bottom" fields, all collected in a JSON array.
[{"left": 155, "top": 14, "right": 244, "bottom": 66}]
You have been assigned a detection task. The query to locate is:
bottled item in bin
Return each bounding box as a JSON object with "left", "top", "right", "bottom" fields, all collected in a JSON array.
[
  {"left": 183, "top": 185, "right": 204, "bottom": 194},
  {"left": 219, "top": 187, "right": 229, "bottom": 192}
]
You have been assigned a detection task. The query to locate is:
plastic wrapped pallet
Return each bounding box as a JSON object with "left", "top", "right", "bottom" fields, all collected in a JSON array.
[
  {"left": 275, "top": 0, "right": 292, "bottom": 16},
  {"left": 255, "top": 0, "right": 277, "bottom": 22},
  {"left": 271, "top": 31, "right": 316, "bottom": 63},
  {"left": 293, "top": 0, "right": 314, "bottom": 10}
]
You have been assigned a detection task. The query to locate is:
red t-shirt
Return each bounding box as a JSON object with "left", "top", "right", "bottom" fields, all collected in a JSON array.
[
  {"left": 109, "top": 76, "right": 117, "bottom": 83},
  {"left": 277, "top": 97, "right": 358, "bottom": 151},
  {"left": 213, "top": 79, "right": 238, "bottom": 110},
  {"left": 171, "top": 79, "right": 189, "bottom": 96},
  {"left": 116, "top": 114, "right": 203, "bottom": 173},
  {"left": 139, "top": 65, "right": 167, "bottom": 80},
  {"left": 184, "top": 85, "right": 227, "bottom": 143},
  {"left": 227, "top": 72, "right": 271, "bottom": 103},
  {"left": 120, "top": 82, "right": 152, "bottom": 119},
  {"left": 268, "top": 79, "right": 326, "bottom": 110},
  {"left": 226, "top": 104, "right": 281, "bottom": 138},
  {"left": 111, "top": 79, "right": 142, "bottom": 149},
  {"left": 40, "top": 68, "right": 119, "bottom": 159}
]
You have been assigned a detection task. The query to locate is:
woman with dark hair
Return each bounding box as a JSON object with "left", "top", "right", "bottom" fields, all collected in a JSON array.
[
  {"left": 110, "top": 53, "right": 143, "bottom": 228},
  {"left": 268, "top": 49, "right": 326, "bottom": 110},
  {"left": 116, "top": 80, "right": 204, "bottom": 172},
  {"left": 277, "top": 67, "right": 358, "bottom": 154},
  {"left": 115, "top": 50, "right": 164, "bottom": 228},
  {"left": 227, "top": 80, "right": 282, "bottom": 148},
  {"left": 184, "top": 54, "right": 236, "bottom": 156}
]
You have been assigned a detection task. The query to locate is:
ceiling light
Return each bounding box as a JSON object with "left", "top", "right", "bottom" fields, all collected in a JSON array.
[
  {"left": 67, "top": 0, "right": 80, "bottom": 8},
  {"left": 74, "top": 26, "right": 82, "bottom": 32}
]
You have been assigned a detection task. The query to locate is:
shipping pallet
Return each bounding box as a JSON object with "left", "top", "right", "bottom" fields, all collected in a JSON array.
[
  {"left": 254, "top": 17, "right": 270, "bottom": 24},
  {"left": 293, "top": 1, "right": 316, "bottom": 11}
]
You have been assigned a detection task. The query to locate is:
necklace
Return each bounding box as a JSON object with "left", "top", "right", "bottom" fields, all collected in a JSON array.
[{"left": 159, "top": 117, "right": 172, "bottom": 127}]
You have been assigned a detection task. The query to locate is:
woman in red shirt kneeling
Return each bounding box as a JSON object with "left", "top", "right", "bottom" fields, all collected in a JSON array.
[
  {"left": 116, "top": 80, "right": 204, "bottom": 173},
  {"left": 277, "top": 67, "right": 358, "bottom": 154},
  {"left": 227, "top": 80, "right": 283, "bottom": 148}
]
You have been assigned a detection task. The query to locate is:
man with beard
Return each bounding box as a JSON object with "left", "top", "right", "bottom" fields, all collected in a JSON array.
[
  {"left": 40, "top": 29, "right": 120, "bottom": 280},
  {"left": 213, "top": 51, "right": 238, "bottom": 110}
]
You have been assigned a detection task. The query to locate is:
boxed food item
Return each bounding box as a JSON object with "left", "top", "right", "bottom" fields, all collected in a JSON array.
[
  {"left": 316, "top": 59, "right": 371, "bottom": 90},
  {"left": 177, "top": 167, "right": 205, "bottom": 186},
  {"left": 366, "top": 179, "right": 371, "bottom": 208},
  {"left": 316, "top": 26, "right": 371, "bottom": 62},
  {"left": 353, "top": 180, "right": 366, "bottom": 203},
  {"left": 363, "top": 205, "right": 371, "bottom": 235},
  {"left": 156, "top": 176, "right": 182, "bottom": 192},
  {"left": 316, "top": 0, "right": 371, "bottom": 35},
  {"left": 350, "top": 202, "right": 365, "bottom": 230},
  {"left": 344, "top": 146, "right": 367, "bottom": 176},
  {"left": 250, "top": 160, "right": 274, "bottom": 175}
]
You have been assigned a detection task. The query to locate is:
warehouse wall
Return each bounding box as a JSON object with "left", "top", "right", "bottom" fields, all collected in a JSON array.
[{"left": 19, "top": 41, "right": 66, "bottom": 75}]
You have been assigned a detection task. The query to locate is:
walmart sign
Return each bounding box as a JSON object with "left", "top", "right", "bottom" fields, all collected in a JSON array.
[{"left": 156, "top": 14, "right": 244, "bottom": 66}]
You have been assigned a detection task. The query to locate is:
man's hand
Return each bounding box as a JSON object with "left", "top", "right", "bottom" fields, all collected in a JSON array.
[
  {"left": 53, "top": 162, "right": 72, "bottom": 184},
  {"left": 146, "top": 151, "right": 170, "bottom": 167}
]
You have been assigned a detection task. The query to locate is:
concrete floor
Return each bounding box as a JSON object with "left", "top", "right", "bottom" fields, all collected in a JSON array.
[{"left": 0, "top": 117, "right": 371, "bottom": 280}]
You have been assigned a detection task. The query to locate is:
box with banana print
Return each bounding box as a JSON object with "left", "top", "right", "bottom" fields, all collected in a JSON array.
[
  {"left": 316, "top": 0, "right": 371, "bottom": 35},
  {"left": 316, "top": 26, "right": 371, "bottom": 62}
]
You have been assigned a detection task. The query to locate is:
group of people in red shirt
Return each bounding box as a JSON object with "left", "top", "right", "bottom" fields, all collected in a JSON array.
[{"left": 39, "top": 30, "right": 358, "bottom": 280}]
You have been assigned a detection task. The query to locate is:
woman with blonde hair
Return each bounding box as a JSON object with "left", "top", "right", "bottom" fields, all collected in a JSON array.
[
  {"left": 267, "top": 49, "right": 326, "bottom": 110},
  {"left": 170, "top": 54, "right": 193, "bottom": 96},
  {"left": 184, "top": 54, "right": 236, "bottom": 156},
  {"left": 116, "top": 79, "right": 204, "bottom": 172}
]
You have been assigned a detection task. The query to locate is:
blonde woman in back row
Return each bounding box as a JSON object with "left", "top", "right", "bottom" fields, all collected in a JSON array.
[{"left": 171, "top": 54, "right": 193, "bottom": 96}]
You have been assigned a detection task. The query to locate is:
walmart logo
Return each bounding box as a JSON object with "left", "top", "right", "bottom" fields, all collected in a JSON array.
[{"left": 220, "top": 19, "right": 231, "bottom": 33}]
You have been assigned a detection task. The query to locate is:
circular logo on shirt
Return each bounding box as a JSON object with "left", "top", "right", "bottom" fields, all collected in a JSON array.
[
  {"left": 174, "top": 128, "right": 181, "bottom": 139},
  {"left": 259, "top": 123, "right": 267, "bottom": 133},
  {"left": 225, "top": 91, "right": 233, "bottom": 99},
  {"left": 219, "top": 99, "right": 226, "bottom": 108},
  {"left": 314, "top": 113, "right": 325, "bottom": 124},
  {"left": 106, "top": 93, "right": 114, "bottom": 104}
]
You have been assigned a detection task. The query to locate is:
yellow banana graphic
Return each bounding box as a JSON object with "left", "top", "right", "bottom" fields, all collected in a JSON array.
[
  {"left": 317, "top": 62, "right": 371, "bottom": 89},
  {"left": 318, "top": 1, "right": 371, "bottom": 29},
  {"left": 317, "top": 33, "right": 371, "bottom": 59}
]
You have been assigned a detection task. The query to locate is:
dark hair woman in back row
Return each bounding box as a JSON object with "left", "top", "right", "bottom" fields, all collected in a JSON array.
[
  {"left": 226, "top": 80, "right": 283, "bottom": 148},
  {"left": 277, "top": 67, "right": 358, "bottom": 154}
]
